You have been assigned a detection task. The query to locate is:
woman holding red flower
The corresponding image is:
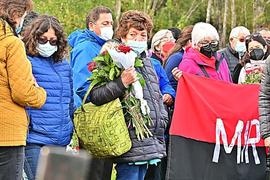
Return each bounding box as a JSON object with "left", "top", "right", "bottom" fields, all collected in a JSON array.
[{"left": 86, "top": 10, "right": 168, "bottom": 180}]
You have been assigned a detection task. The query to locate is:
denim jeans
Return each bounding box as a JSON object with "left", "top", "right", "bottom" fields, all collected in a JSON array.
[
  {"left": 24, "top": 144, "right": 43, "bottom": 180},
  {"left": 115, "top": 163, "right": 147, "bottom": 180},
  {"left": 0, "top": 146, "right": 24, "bottom": 180}
]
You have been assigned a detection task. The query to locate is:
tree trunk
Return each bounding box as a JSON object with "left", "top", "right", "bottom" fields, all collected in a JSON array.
[
  {"left": 253, "top": 0, "right": 265, "bottom": 31},
  {"left": 206, "top": 0, "right": 212, "bottom": 23},
  {"left": 231, "top": 0, "right": 236, "bottom": 28},
  {"left": 115, "top": 0, "right": 121, "bottom": 29},
  {"left": 221, "top": 0, "right": 228, "bottom": 48}
]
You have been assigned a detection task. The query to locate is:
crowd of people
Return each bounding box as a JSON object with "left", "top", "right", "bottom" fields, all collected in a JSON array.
[{"left": 0, "top": 0, "right": 270, "bottom": 180}]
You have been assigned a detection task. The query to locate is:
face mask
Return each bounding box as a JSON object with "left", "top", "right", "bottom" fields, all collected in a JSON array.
[
  {"left": 16, "top": 12, "right": 27, "bottom": 34},
  {"left": 249, "top": 48, "right": 265, "bottom": 60},
  {"left": 235, "top": 41, "right": 246, "bottom": 56},
  {"left": 200, "top": 43, "right": 218, "bottom": 58},
  {"left": 99, "top": 26, "right": 113, "bottom": 40},
  {"left": 126, "top": 40, "right": 148, "bottom": 55},
  {"left": 36, "top": 42, "right": 58, "bottom": 58}
]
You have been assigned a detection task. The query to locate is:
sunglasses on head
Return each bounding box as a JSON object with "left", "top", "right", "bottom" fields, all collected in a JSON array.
[{"left": 38, "top": 37, "right": 58, "bottom": 46}]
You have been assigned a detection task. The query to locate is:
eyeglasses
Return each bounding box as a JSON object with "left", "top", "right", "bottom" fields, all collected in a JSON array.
[
  {"left": 199, "top": 40, "right": 219, "bottom": 48},
  {"left": 38, "top": 37, "right": 58, "bottom": 46},
  {"left": 232, "top": 37, "right": 245, "bottom": 42}
]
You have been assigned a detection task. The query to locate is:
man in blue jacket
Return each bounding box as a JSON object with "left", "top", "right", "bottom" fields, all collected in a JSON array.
[
  {"left": 68, "top": 6, "right": 114, "bottom": 108},
  {"left": 68, "top": 6, "right": 113, "bottom": 180}
]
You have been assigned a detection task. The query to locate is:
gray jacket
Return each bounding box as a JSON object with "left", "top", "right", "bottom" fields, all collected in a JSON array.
[
  {"left": 88, "top": 56, "right": 168, "bottom": 163},
  {"left": 259, "top": 57, "right": 270, "bottom": 139}
]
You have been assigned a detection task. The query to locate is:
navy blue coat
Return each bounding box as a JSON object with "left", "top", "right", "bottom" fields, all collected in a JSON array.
[{"left": 26, "top": 56, "right": 74, "bottom": 146}]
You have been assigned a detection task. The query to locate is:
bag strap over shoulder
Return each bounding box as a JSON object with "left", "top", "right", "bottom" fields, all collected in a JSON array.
[{"left": 81, "top": 80, "right": 99, "bottom": 107}]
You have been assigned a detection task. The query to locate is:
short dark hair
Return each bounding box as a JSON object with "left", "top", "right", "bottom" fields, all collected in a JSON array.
[
  {"left": 22, "top": 15, "right": 68, "bottom": 62},
  {"left": 85, "top": 6, "right": 112, "bottom": 28},
  {"left": 168, "top": 27, "right": 181, "bottom": 40}
]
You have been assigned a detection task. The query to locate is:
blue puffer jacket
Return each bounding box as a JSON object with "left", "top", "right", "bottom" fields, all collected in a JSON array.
[
  {"left": 151, "top": 58, "right": 176, "bottom": 98},
  {"left": 68, "top": 29, "right": 106, "bottom": 108},
  {"left": 26, "top": 56, "right": 74, "bottom": 146}
]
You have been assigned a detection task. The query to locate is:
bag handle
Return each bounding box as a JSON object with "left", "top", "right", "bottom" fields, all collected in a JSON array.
[{"left": 81, "top": 80, "right": 99, "bottom": 109}]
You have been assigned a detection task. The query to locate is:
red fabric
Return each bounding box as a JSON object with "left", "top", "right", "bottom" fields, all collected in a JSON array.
[
  {"left": 162, "top": 41, "right": 175, "bottom": 54},
  {"left": 170, "top": 73, "right": 264, "bottom": 146},
  {"left": 197, "top": 50, "right": 216, "bottom": 69}
]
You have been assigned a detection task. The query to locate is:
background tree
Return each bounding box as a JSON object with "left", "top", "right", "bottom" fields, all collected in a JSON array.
[{"left": 34, "top": 0, "right": 270, "bottom": 47}]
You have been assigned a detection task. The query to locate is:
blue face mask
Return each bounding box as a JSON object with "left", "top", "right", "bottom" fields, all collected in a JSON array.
[
  {"left": 16, "top": 12, "right": 27, "bottom": 34},
  {"left": 36, "top": 42, "right": 58, "bottom": 58},
  {"left": 125, "top": 40, "right": 148, "bottom": 55},
  {"left": 235, "top": 41, "right": 246, "bottom": 56}
]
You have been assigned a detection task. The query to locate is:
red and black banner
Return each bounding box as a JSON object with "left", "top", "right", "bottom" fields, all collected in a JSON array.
[{"left": 166, "top": 73, "right": 266, "bottom": 180}]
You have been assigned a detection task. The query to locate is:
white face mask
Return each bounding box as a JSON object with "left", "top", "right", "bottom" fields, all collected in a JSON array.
[
  {"left": 235, "top": 41, "right": 246, "bottom": 56},
  {"left": 125, "top": 40, "right": 148, "bottom": 55},
  {"left": 99, "top": 26, "right": 114, "bottom": 40},
  {"left": 16, "top": 12, "right": 27, "bottom": 34},
  {"left": 36, "top": 42, "right": 58, "bottom": 58}
]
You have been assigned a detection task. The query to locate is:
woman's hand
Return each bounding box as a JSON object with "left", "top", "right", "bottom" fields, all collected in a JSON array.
[
  {"left": 121, "top": 67, "right": 137, "bottom": 87},
  {"left": 163, "top": 94, "right": 173, "bottom": 106},
  {"left": 172, "top": 67, "right": 182, "bottom": 81},
  {"left": 264, "top": 137, "right": 270, "bottom": 147}
]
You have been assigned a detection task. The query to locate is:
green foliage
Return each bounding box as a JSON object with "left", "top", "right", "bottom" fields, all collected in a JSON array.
[{"left": 34, "top": 0, "right": 270, "bottom": 46}]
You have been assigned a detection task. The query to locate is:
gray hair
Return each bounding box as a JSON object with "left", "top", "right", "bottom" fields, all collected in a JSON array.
[
  {"left": 192, "top": 22, "right": 219, "bottom": 46},
  {"left": 229, "top": 26, "right": 250, "bottom": 39}
]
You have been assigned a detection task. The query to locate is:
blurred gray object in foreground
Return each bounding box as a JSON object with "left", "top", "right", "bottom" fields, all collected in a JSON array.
[{"left": 36, "top": 146, "right": 91, "bottom": 180}]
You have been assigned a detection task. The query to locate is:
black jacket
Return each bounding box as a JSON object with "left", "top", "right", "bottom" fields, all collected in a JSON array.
[{"left": 88, "top": 57, "right": 168, "bottom": 163}]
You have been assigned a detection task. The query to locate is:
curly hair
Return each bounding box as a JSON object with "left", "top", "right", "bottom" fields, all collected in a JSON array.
[
  {"left": 22, "top": 15, "right": 68, "bottom": 63},
  {"left": 0, "top": 0, "right": 33, "bottom": 33},
  {"left": 115, "top": 10, "right": 153, "bottom": 40}
]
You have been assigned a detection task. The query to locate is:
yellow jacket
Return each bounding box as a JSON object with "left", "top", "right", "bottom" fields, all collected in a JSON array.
[{"left": 0, "top": 19, "right": 47, "bottom": 146}]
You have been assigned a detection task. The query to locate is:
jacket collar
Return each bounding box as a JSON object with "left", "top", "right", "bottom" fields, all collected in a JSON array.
[
  {"left": 0, "top": 19, "right": 14, "bottom": 41},
  {"left": 85, "top": 29, "right": 106, "bottom": 46}
]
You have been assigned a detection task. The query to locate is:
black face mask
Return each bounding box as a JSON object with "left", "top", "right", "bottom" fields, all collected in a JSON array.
[
  {"left": 266, "top": 39, "right": 270, "bottom": 45},
  {"left": 249, "top": 48, "right": 265, "bottom": 60},
  {"left": 200, "top": 43, "right": 218, "bottom": 58}
]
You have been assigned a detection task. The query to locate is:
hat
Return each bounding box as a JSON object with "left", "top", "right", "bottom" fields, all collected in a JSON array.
[{"left": 151, "top": 29, "right": 173, "bottom": 50}]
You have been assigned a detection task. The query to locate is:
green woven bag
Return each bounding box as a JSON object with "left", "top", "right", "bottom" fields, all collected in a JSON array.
[{"left": 73, "top": 85, "right": 132, "bottom": 158}]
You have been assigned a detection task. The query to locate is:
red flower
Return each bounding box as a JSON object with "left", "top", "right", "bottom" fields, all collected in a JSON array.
[
  {"left": 117, "top": 45, "right": 132, "bottom": 54},
  {"left": 88, "top": 61, "right": 97, "bottom": 72},
  {"left": 101, "top": 50, "right": 108, "bottom": 56}
]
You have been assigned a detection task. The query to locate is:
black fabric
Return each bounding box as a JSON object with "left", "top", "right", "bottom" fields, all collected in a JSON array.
[
  {"left": 232, "top": 63, "right": 243, "bottom": 83},
  {"left": 89, "top": 57, "right": 168, "bottom": 163},
  {"left": 166, "top": 135, "right": 266, "bottom": 180},
  {"left": 218, "top": 44, "right": 240, "bottom": 75},
  {"left": 86, "top": 158, "right": 113, "bottom": 180},
  {"left": 88, "top": 77, "right": 126, "bottom": 106}
]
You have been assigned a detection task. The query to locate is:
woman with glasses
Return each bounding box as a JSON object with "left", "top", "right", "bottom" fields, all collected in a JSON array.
[
  {"left": 21, "top": 15, "right": 74, "bottom": 180},
  {"left": 173, "top": 22, "right": 231, "bottom": 82},
  {"left": 237, "top": 33, "right": 268, "bottom": 84}
]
